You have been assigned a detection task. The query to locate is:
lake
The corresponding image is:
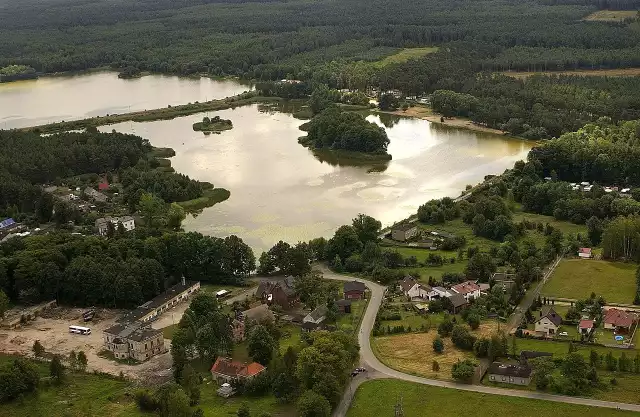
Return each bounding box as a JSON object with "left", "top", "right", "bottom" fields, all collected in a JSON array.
[
  {"left": 0, "top": 71, "right": 251, "bottom": 129},
  {"left": 101, "top": 104, "right": 533, "bottom": 252}
]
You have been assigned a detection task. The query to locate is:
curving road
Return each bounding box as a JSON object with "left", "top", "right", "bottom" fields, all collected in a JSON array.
[{"left": 316, "top": 265, "right": 640, "bottom": 416}]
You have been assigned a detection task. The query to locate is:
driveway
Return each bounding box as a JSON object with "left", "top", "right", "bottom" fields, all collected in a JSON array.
[{"left": 316, "top": 265, "right": 640, "bottom": 416}]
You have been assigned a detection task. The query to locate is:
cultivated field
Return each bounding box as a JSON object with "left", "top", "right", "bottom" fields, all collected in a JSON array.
[
  {"left": 503, "top": 67, "right": 640, "bottom": 79},
  {"left": 347, "top": 380, "right": 637, "bottom": 417},
  {"left": 583, "top": 10, "right": 638, "bottom": 21},
  {"left": 372, "top": 321, "right": 500, "bottom": 380},
  {"left": 542, "top": 259, "right": 637, "bottom": 304}
]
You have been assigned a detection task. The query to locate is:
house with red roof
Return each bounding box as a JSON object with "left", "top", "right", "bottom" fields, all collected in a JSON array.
[
  {"left": 98, "top": 178, "right": 110, "bottom": 191},
  {"left": 451, "top": 280, "right": 481, "bottom": 301},
  {"left": 577, "top": 319, "right": 595, "bottom": 336},
  {"left": 210, "top": 357, "right": 266, "bottom": 384},
  {"left": 604, "top": 308, "right": 635, "bottom": 333},
  {"left": 578, "top": 248, "right": 592, "bottom": 259}
]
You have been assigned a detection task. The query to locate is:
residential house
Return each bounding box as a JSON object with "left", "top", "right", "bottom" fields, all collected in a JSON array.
[
  {"left": 578, "top": 248, "right": 592, "bottom": 259},
  {"left": 534, "top": 307, "right": 562, "bottom": 336},
  {"left": 255, "top": 277, "right": 298, "bottom": 309},
  {"left": 399, "top": 276, "right": 437, "bottom": 301},
  {"left": 343, "top": 281, "right": 366, "bottom": 300},
  {"left": 451, "top": 281, "right": 481, "bottom": 301},
  {"left": 302, "top": 305, "right": 327, "bottom": 331},
  {"left": 95, "top": 216, "right": 135, "bottom": 236},
  {"left": 604, "top": 308, "right": 635, "bottom": 333},
  {"left": 487, "top": 362, "right": 532, "bottom": 386},
  {"left": 336, "top": 299, "right": 352, "bottom": 314},
  {"left": 84, "top": 187, "right": 108, "bottom": 203},
  {"left": 242, "top": 304, "right": 275, "bottom": 324},
  {"left": 391, "top": 223, "right": 418, "bottom": 242},
  {"left": 578, "top": 319, "right": 595, "bottom": 336},
  {"left": 448, "top": 293, "right": 468, "bottom": 314},
  {"left": 210, "top": 357, "right": 265, "bottom": 384}
]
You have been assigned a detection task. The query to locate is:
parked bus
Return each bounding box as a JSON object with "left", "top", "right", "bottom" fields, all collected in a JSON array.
[{"left": 68, "top": 325, "right": 91, "bottom": 335}]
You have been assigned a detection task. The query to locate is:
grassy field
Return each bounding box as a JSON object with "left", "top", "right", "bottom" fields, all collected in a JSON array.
[
  {"left": 0, "top": 354, "right": 295, "bottom": 417},
  {"left": 542, "top": 259, "right": 637, "bottom": 304},
  {"left": 347, "top": 379, "right": 636, "bottom": 417},
  {"left": 372, "top": 321, "right": 501, "bottom": 380},
  {"left": 336, "top": 299, "right": 367, "bottom": 335},
  {"left": 512, "top": 211, "right": 588, "bottom": 236},
  {"left": 583, "top": 10, "right": 638, "bottom": 21},
  {"left": 375, "top": 47, "right": 439, "bottom": 66}
]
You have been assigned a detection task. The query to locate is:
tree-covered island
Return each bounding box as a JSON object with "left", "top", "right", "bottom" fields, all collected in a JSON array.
[
  {"left": 0, "top": 65, "right": 37, "bottom": 82},
  {"left": 192, "top": 116, "right": 233, "bottom": 133}
]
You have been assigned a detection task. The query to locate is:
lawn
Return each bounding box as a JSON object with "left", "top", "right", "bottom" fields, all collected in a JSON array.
[
  {"left": 336, "top": 299, "right": 367, "bottom": 335},
  {"left": 542, "top": 259, "right": 637, "bottom": 304},
  {"left": 347, "top": 379, "right": 636, "bottom": 417},
  {"left": 583, "top": 10, "right": 638, "bottom": 21},
  {"left": 514, "top": 337, "right": 639, "bottom": 358},
  {"left": 512, "top": 210, "right": 588, "bottom": 236},
  {"left": 372, "top": 321, "right": 501, "bottom": 380},
  {"left": 375, "top": 47, "right": 439, "bottom": 66}
]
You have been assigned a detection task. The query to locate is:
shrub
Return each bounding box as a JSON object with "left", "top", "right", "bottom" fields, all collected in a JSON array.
[
  {"left": 135, "top": 389, "right": 159, "bottom": 412},
  {"left": 451, "top": 325, "right": 476, "bottom": 351},
  {"left": 432, "top": 360, "right": 440, "bottom": 372},
  {"left": 432, "top": 337, "right": 444, "bottom": 353}
]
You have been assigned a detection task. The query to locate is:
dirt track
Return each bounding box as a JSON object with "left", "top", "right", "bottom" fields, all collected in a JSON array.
[{"left": 0, "top": 307, "right": 172, "bottom": 382}]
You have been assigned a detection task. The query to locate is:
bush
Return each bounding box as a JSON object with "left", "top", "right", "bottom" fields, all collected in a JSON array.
[
  {"left": 437, "top": 315, "right": 454, "bottom": 337},
  {"left": 473, "top": 338, "right": 490, "bottom": 358},
  {"left": 466, "top": 313, "right": 480, "bottom": 330},
  {"left": 432, "top": 360, "right": 440, "bottom": 372},
  {"left": 432, "top": 337, "right": 444, "bottom": 353},
  {"left": 245, "top": 371, "right": 272, "bottom": 396},
  {"left": 135, "top": 389, "right": 159, "bottom": 412},
  {"left": 451, "top": 325, "right": 476, "bottom": 351},
  {"left": 451, "top": 359, "right": 476, "bottom": 383}
]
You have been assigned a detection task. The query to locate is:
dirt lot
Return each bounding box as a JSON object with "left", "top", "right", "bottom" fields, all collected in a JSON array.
[
  {"left": 372, "top": 320, "right": 500, "bottom": 380},
  {"left": 0, "top": 307, "right": 172, "bottom": 382}
]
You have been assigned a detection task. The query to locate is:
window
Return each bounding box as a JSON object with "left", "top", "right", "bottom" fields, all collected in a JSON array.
[
  {"left": 501, "top": 377, "right": 506, "bottom": 381},
  {"left": 490, "top": 376, "right": 495, "bottom": 381},
  {"left": 145, "top": 343, "right": 148, "bottom": 349},
  {"left": 151, "top": 341, "right": 154, "bottom": 347}
]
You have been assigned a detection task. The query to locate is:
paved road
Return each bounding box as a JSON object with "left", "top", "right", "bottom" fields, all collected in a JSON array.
[{"left": 316, "top": 265, "right": 640, "bottom": 416}]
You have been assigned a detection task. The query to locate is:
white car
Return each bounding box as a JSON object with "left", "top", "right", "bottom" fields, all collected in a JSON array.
[{"left": 559, "top": 331, "right": 569, "bottom": 336}]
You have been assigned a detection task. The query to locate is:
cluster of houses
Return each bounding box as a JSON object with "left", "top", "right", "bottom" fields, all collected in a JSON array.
[
  {"left": 95, "top": 216, "right": 136, "bottom": 236},
  {"left": 398, "top": 276, "right": 481, "bottom": 314},
  {"left": 384, "top": 222, "right": 457, "bottom": 252},
  {"left": 563, "top": 180, "right": 632, "bottom": 197},
  {"left": 102, "top": 278, "right": 200, "bottom": 362},
  {"left": 533, "top": 306, "right": 637, "bottom": 338}
]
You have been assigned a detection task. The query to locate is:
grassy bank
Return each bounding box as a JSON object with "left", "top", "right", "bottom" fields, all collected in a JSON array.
[
  {"left": 177, "top": 187, "right": 230, "bottom": 212},
  {"left": 22, "top": 94, "right": 283, "bottom": 134},
  {"left": 347, "top": 379, "right": 635, "bottom": 417}
]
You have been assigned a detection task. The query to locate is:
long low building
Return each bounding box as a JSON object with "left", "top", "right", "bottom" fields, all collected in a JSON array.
[{"left": 103, "top": 278, "right": 200, "bottom": 361}]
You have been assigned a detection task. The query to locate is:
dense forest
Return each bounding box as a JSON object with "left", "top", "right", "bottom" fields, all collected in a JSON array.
[{"left": 0, "top": 231, "right": 255, "bottom": 307}]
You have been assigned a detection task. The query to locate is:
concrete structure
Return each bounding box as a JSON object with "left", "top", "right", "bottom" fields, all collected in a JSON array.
[
  {"left": 535, "top": 307, "right": 562, "bottom": 336},
  {"left": 391, "top": 223, "right": 418, "bottom": 242},
  {"left": 343, "top": 281, "right": 366, "bottom": 300},
  {"left": 95, "top": 216, "right": 135, "bottom": 236},
  {"left": 451, "top": 280, "right": 481, "bottom": 301},
  {"left": 102, "top": 279, "right": 200, "bottom": 361},
  {"left": 488, "top": 362, "right": 532, "bottom": 386},
  {"left": 210, "top": 357, "right": 265, "bottom": 383}
]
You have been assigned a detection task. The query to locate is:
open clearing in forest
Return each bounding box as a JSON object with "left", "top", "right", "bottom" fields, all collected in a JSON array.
[
  {"left": 583, "top": 10, "right": 637, "bottom": 21},
  {"left": 347, "top": 379, "right": 637, "bottom": 417},
  {"left": 502, "top": 67, "right": 640, "bottom": 79},
  {"left": 372, "top": 321, "right": 500, "bottom": 380},
  {"left": 542, "top": 259, "right": 636, "bottom": 304},
  {"left": 376, "top": 47, "right": 439, "bottom": 66}
]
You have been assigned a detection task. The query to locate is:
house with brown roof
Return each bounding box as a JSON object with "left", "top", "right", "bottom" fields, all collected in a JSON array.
[
  {"left": 534, "top": 307, "right": 562, "bottom": 336},
  {"left": 604, "top": 308, "right": 635, "bottom": 333},
  {"left": 448, "top": 293, "right": 468, "bottom": 314},
  {"left": 343, "top": 281, "right": 366, "bottom": 300},
  {"left": 210, "top": 357, "right": 266, "bottom": 384},
  {"left": 255, "top": 277, "right": 298, "bottom": 309},
  {"left": 451, "top": 280, "right": 481, "bottom": 301}
]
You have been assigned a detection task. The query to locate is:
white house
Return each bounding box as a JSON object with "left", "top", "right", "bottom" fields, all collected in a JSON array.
[
  {"left": 399, "top": 276, "right": 438, "bottom": 300},
  {"left": 578, "top": 248, "right": 592, "bottom": 259},
  {"left": 95, "top": 216, "right": 136, "bottom": 236},
  {"left": 534, "top": 307, "right": 562, "bottom": 336},
  {"left": 450, "top": 281, "right": 481, "bottom": 301}
]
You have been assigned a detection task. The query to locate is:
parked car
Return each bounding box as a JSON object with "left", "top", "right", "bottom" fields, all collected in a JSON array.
[{"left": 559, "top": 331, "right": 569, "bottom": 336}]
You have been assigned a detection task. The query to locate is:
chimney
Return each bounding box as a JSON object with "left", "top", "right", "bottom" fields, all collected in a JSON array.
[{"left": 181, "top": 276, "right": 186, "bottom": 286}]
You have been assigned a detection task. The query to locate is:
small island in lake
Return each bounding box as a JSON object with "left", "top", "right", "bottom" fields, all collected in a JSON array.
[
  {"left": 0, "top": 65, "right": 38, "bottom": 83},
  {"left": 193, "top": 116, "right": 233, "bottom": 133},
  {"left": 299, "top": 106, "right": 391, "bottom": 161}
]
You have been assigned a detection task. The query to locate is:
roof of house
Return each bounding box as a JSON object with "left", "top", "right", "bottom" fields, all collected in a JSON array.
[
  {"left": 538, "top": 307, "right": 562, "bottom": 327},
  {"left": 449, "top": 293, "right": 468, "bottom": 308},
  {"left": 520, "top": 351, "right": 553, "bottom": 360},
  {"left": 104, "top": 322, "right": 161, "bottom": 342},
  {"left": 399, "top": 276, "right": 417, "bottom": 293},
  {"left": 256, "top": 278, "right": 297, "bottom": 299},
  {"left": 478, "top": 283, "right": 491, "bottom": 292},
  {"left": 210, "top": 357, "right": 265, "bottom": 378},
  {"left": 451, "top": 280, "right": 480, "bottom": 295},
  {"left": 344, "top": 280, "right": 366, "bottom": 293},
  {"left": 306, "top": 305, "right": 328, "bottom": 321},
  {"left": 419, "top": 284, "right": 433, "bottom": 292},
  {"left": 488, "top": 362, "right": 532, "bottom": 378},
  {"left": 393, "top": 223, "right": 417, "bottom": 232},
  {"left": 0, "top": 218, "right": 16, "bottom": 229},
  {"left": 242, "top": 304, "right": 275, "bottom": 323},
  {"left": 117, "top": 280, "right": 199, "bottom": 323},
  {"left": 433, "top": 286, "right": 449, "bottom": 294},
  {"left": 579, "top": 248, "right": 592, "bottom": 254},
  {"left": 579, "top": 319, "right": 595, "bottom": 329},
  {"left": 604, "top": 308, "right": 634, "bottom": 328}
]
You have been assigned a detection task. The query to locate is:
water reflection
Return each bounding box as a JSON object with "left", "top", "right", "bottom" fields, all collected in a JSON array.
[{"left": 101, "top": 104, "right": 532, "bottom": 252}]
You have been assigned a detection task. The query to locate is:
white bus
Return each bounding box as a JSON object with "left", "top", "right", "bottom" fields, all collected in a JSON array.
[{"left": 69, "top": 325, "right": 91, "bottom": 335}]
